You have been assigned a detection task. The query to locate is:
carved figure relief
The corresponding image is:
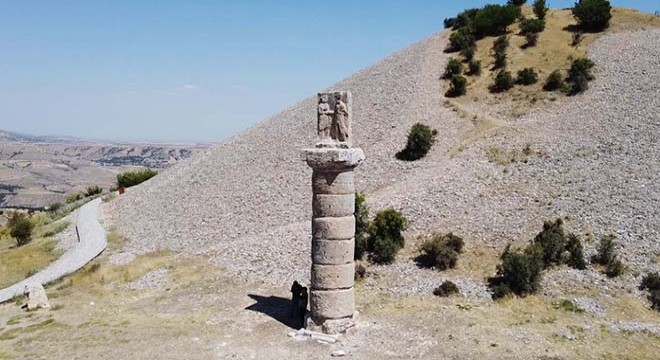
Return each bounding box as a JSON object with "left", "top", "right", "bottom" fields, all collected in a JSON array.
[{"left": 317, "top": 91, "right": 351, "bottom": 147}]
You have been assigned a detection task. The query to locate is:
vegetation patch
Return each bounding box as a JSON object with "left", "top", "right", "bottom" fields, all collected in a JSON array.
[
  {"left": 433, "top": 281, "right": 460, "bottom": 297},
  {"left": 117, "top": 169, "right": 158, "bottom": 188},
  {"left": 553, "top": 299, "right": 585, "bottom": 313},
  {"left": 396, "top": 123, "right": 437, "bottom": 161},
  {"left": 592, "top": 234, "right": 624, "bottom": 277},
  {"left": 639, "top": 273, "right": 660, "bottom": 311},
  {"left": 417, "top": 233, "right": 465, "bottom": 270},
  {"left": 366, "top": 209, "right": 408, "bottom": 264}
]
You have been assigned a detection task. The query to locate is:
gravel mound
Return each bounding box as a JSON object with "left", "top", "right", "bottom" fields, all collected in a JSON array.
[{"left": 111, "top": 28, "right": 660, "bottom": 296}]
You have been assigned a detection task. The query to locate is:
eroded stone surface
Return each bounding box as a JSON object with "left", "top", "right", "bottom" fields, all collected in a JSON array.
[
  {"left": 312, "top": 239, "right": 354, "bottom": 265},
  {"left": 302, "top": 148, "right": 365, "bottom": 171},
  {"left": 311, "top": 263, "right": 355, "bottom": 290},
  {"left": 310, "top": 288, "right": 355, "bottom": 320},
  {"left": 312, "top": 216, "right": 355, "bottom": 240},
  {"left": 24, "top": 283, "right": 50, "bottom": 311},
  {"left": 312, "top": 171, "right": 354, "bottom": 195},
  {"left": 313, "top": 194, "right": 354, "bottom": 217}
]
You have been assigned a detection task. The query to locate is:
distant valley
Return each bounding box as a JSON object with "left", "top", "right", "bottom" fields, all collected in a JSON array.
[{"left": 0, "top": 130, "right": 208, "bottom": 209}]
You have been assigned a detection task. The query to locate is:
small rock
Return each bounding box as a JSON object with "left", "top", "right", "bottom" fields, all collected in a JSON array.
[{"left": 331, "top": 350, "right": 346, "bottom": 357}]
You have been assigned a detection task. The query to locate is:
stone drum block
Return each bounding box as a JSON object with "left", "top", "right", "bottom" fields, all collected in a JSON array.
[
  {"left": 311, "top": 263, "right": 355, "bottom": 290},
  {"left": 313, "top": 193, "right": 355, "bottom": 218},
  {"left": 310, "top": 288, "right": 355, "bottom": 320},
  {"left": 312, "top": 238, "right": 354, "bottom": 265}
]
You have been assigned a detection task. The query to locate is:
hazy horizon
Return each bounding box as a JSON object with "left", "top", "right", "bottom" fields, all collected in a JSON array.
[{"left": 1, "top": 0, "right": 657, "bottom": 143}]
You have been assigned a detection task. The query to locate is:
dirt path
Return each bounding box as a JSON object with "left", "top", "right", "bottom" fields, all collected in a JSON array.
[{"left": 0, "top": 198, "right": 107, "bottom": 303}]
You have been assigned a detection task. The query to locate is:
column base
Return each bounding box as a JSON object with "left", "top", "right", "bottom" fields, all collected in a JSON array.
[{"left": 304, "top": 311, "right": 359, "bottom": 335}]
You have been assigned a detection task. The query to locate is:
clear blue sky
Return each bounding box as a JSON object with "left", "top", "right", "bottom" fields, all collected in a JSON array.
[{"left": 0, "top": 1, "right": 656, "bottom": 142}]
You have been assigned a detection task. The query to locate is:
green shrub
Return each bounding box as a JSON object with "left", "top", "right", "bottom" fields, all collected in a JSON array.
[
  {"left": 641, "top": 273, "right": 660, "bottom": 311},
  {"left": 490, "top": 70, "right": 514, "bottom": 93},
  {"left": 433, "top": 281, "right": 460, "bottom": 297},
  {"left": 640, "top": 273, "right": 660, "bottom": 292},
  {"left": 443, "top": 58, "right": 464, "bottom": 79},
  {"left": 473, "top": 5, "right": 521, "bottom": 38},
  {"left": 367, "top": 209, "right": 408, "bottom": 264},
  {"left": 492, "top": 35, "right": 509, "bottom": 69},
  {"left": 47, "top": 203, "right": 63, "bottom": 213},
  {"left": 461, "top": 46, "right": 476, "bottom": 62},
  {"left": 8, "top": 212, "right": 34, "bottom": 246},
  {"left": 533, "top": 218, "right": 566, "bottom": 266},
  {"left": 553, "top": 299, "right": 584, "bottom": 313},
  {"left": 565, "top": 234, "right": 587, "bottom": 270},
  {"left": 446, "top": 74, "right": 468, "bottom": 97},
  {"left": 524, "top": 32, "right": 539, "bottom": 47},
  {"left": 592, "top": 234, "right": 624, "bottom": 278},
  {"left": 533, "top": 0, "right": 548, "bottom": 20},
  {"left": 117, "top": 169, "right": 158, "bottom": 188},
  {"left": 507, "top": 0, "right": 527, "bottom": 6},
  {"left": 572, "top": 0, "right": 612, "bottom": 32},
  {"left": 567, "top": 57, "right": 596, "bottom": 95},
  {"left": 453, "top": 8, "right": 481, "bottom": 30},
  {"left": 418, "top": 233, "right": 464, "bottom": 271},
  {"left": 516, "top": 68, "right": 539, "bottom": 85},
  {"left": 396, "top": 123, "right": 437, "bottom": 161},
  {"left": 468, "top": 60, "right": 482, "bottom": 76},
  {"left": 354, "top": 193, "right": 370, "bottom": 260},
  {"left": 605, "top": 259, "right": 624, "bottom": 278},
  {"left": 84, "top": 185, "right": 103, "bottom": 197},
  {"left": 444, "top": 17, "right": 457, "bottom": 29},
  {"left": 66, "top": 192, "right": 84, "bottom": 204},
  {"left": 519, "top": 18, "right": 546, "bottom": 35},
  {"left": 592, "top": 234, "right": 617, "bottom": 266},
  {"left": 543, "top": 70, "right": 565, "bottom": 91},
  {"left": 448, "top": 29, "right": 476, "bottom": 52},
  {"left": 493, "top": 244, "right": 544, "bottom": 298}
]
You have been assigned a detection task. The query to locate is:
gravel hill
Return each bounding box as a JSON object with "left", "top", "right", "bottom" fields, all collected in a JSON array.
[{"left": 111, "top": 28, "right": 660, "bottom": 295}]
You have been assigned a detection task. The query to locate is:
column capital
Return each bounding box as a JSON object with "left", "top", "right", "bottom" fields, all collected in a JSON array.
[{"left": 302, "top": 147, "right": 365, "bottom": 171}]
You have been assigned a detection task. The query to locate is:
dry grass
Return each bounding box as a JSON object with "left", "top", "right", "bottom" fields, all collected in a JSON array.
[
  {"left": 450, "top": 7, "right": 660, "bottom": 120},
  {"left": 0, "top": 235, "right": 61, "bottom": 289}
]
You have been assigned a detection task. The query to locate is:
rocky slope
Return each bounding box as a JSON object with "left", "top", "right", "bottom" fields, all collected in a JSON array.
[{"left": 112, "top": 26, "right": 660, "bottom": 302}]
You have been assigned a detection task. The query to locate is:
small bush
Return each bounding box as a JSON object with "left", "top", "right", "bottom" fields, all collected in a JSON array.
[
  {"left": 554, "top": 299, "right": 584, "bottom": 313},
  {"left": 396, "top": 123, "right": 437, "bottom": 161},
  {"left": 354, "top": 193, "right": 370, "bottom": 260},
  {"left": 446, "top": 74, "right": 468, "bottom": 97},
  {"left": 433, "top": 281, "right": 460, "bottom": 297},
  {"left": 453, "top": 8, "right": 481, "bottom": 30},
  {"left": 443, "top": 58, "right": 464, "bottom": 79},
  {"left": 516, "top": 68, "right": 539, "bottom": 85},
  {"left": 418, "top": 233, "right": 464, "bottom": 271},
  {"left": 592, "top": 234, "right": 624, "bottom": 277},
  {"left": 492, "top": 35, "right": 509, "bottom": 69},
  {"left": 468, "top": 60, "right": 482, "bottom": 76},
  {"left": 533, "top": 218, "right": 566, "bottom": 266},
  {"left": 8, "top": 212, "right": 34, "bottom": 246},
  {"left": 507, "top": 0, "right": 527, "bottom": 6},
  {"left": 519, "top": 18, "right": 546, "bottom": 35},
  {"left": 367, "top": 209, "right": 408, "bottom": 264},
  {"left": 641, "top": 273, "right": 660, "bottom": 311},
  {"left": 572, "top": 0, "right": 612, "bottom": 32},
  {"left": 444, "top": 17, "right": 457, "bottom": 29},
  {"left": 493, "top": 244, "right": 544, "bottom": 298},
  {"left": 543, "top": 70, "right": 565, "bottom": 91},
  {"left": 592, "top": 234, "right": 617, "bottom": 266},
  {"left": 524, "top": 32, "right": 539, "bottom": 47},
  {"left": 567, "top": 57, "right": 596, "bottom": 95},
  {"left": 490, "top": 70, "right": 514, "bottom": 93},
  {"left": 461, "top": 46, "right": 476, "bottom": 62},
  {"left": 533, "top": 0, "right": 548, "bottom": 20},
  {"left": 84, "top": 185, "right": 103, "bottom": 197},
  {"left": 565, "top": 234, "right": 587, "bottom": 270},
  {"left": 47, "top": 203, "right": 63, "bottom": 213},
  {"left": 473, "top": 5, "right": 521, "bottom": 38},
  {"left": 640, "top": 273, "right": 660, "bottom": 292},
  {"left": 117, "top": 169, "right": 158, "bottom": 188},
  {"left": 66, "top": 192, "right": 84, "bottom": 204},
  {"left": 448, "top": 29, "right": 475, "bottom": 52},
  {"left": 605, "top": 259, "right": 624, "bottom": 278}
]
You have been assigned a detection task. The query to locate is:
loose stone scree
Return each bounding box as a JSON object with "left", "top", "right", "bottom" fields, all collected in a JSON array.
[{"left": 302, "top": 91, "right": 364, "bottom": 334}]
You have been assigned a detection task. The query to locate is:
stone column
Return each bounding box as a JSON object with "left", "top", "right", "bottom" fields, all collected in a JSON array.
[{"left": 303, "top": 91, "right": 364, "bottom": 334}]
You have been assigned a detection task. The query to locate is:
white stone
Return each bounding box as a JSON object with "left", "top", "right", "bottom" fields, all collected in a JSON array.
[{"left": 23, "top": 283, "right": 50, "bottom": 311}]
